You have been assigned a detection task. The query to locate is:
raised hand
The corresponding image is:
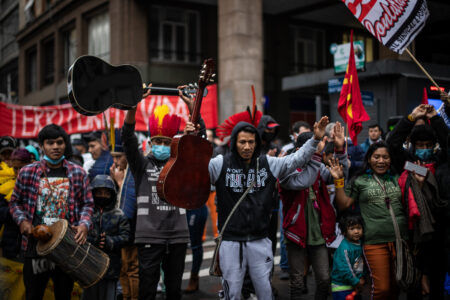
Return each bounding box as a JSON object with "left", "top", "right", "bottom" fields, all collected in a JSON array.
[
  {"left": 110, "top": 164, "right": 125, "bottom": 186},
  {"left": 333, "top": 122, "right": 345, "bottom": 151},
  {"left": 425, "top": 105, "right": 437, "bottom": 119},
  {"left": 313, "top": 116, "right": 329, "bottom": 140},
  {"left": 327, "top": 157, "right": 344, "bottom": 179},
  {"left": 317, "top": 136, "right": 328, "bottom": 153},
  {"left": 410, "top": 104, "right": 428, "bottom": 120},
  {"left": 142, "top": 83, "right": 152, "bottom": 99},
  {"left": 178, "top": 85, "right": 194, "bottom": 113}
]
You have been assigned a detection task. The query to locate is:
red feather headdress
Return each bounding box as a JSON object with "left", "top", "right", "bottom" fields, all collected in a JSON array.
[
  {"left": 216, "top": 85, "right": 262, "bottom": 140},
  {"left": 148, "top": 105, "right": 181, "bottom": 139}
]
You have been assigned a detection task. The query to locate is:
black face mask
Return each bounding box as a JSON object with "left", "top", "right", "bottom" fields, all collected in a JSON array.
[
  {"left": 262, "top": 131, "right": 275, "bottom": 142},
  {"left": 94, "top": 197, "right": 111, "bottom": 208}
]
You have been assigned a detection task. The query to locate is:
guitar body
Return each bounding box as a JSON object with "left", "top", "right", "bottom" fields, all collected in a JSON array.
[
  {"left": 156, "top": 58, "right": 215, "bottom": 209},
  {"left": 157, "top": 135, "right": 213, "bottom": 209},
  {"left": 68, "top": 55, "right": 143, "bottom": 116}
]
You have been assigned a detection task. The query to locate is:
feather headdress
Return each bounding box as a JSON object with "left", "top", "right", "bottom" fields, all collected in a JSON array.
[
  {"left": 148, "top": 105, "right": 181, "bottom": 139},
  {"left": 216, "top": 85, "right": 262, "bottom": 140}
]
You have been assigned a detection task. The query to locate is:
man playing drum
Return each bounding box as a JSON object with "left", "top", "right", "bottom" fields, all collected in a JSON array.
[{"left": 9, "top": 124, "right": 94, "bottom": 300}]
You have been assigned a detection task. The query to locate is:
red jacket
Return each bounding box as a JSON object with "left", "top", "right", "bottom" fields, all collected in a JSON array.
[{"left": 280, "top": 173, "right": 336, "bottom": 248}]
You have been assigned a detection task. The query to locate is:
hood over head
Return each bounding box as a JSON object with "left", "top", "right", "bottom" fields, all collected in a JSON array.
[
  {"left": 257, "top": 115, "right": 280, "bottom": 141},
  {"left": 230, "top": 121, "right": 261, "bottom": 159},
  {"left": 91, "top": 174, "right": 117, "bottom": 210}
]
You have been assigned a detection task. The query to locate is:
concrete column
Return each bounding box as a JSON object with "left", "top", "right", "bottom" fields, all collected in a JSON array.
[
  {"left": 109, "top": 0, "right": 148, "bottom": 65},
  {"left": 218, "top": 0, "right": 263, "bottom": 122}
]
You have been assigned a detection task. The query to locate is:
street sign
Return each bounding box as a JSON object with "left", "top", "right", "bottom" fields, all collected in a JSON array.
[
  {"left": 361, "top": 91, "right": 374, "bottom": 106},
  {"left": 328, "top": 78, "right": 344, "bottom": 94}
]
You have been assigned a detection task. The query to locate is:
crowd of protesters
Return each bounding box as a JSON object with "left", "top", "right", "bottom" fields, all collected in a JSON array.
[{"left": 0, "top": 89, "right": 450, "bottom": 300}]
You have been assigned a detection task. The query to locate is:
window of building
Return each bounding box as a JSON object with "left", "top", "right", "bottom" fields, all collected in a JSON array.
[
  {"left": 149, "top": 6, "right": 200, "bottom": 64},
  {"left": 63, "top": 29, "right": 76, "bottom": 75},
  {"left": 88, "top": 12, "right": 110, "bottom": 62},
  {"left": 42, "top": 38, "right": 55, "bottom": 85},
  {"left": 26, "top": 47, "right": 37, "bottom": 93},
  {"left": 291, "top": 26, "right": 325, "bottom": 74}
]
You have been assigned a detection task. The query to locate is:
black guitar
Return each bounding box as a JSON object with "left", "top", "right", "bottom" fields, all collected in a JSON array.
[{"left": 67, "top": 55, "right": 199, "bottom": 116}]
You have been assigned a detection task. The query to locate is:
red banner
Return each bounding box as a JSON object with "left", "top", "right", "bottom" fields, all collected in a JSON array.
[{"left": 0, "top": 85, "right": 218, "bottom": 139}]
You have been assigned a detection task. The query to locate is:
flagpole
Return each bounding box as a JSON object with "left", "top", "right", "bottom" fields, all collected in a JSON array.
[
  {"left": 345, "top": 124, "right": 348, "bottom": 154},
  {"left": 405, "top": 48, "right": 440, "bottom": 90}
]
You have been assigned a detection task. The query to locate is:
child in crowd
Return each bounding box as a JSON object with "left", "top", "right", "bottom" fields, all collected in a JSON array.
[
  {"left": 82, "top": 175, "right": 130, "bottom": 300},
  {"left": 331, "top": 213, "right": 365, "bottom": 300}
]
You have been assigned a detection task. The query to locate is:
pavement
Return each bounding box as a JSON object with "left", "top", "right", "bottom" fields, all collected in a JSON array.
[{"left": 151, "top": 219, "right": 408, "bottom": 300}]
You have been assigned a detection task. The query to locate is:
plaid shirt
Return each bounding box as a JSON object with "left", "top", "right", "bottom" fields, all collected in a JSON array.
[{"left": 9, "top": 159, "right": 94, "bottom": 251}]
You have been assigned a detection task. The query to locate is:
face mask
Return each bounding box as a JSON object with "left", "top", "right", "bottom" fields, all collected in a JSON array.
[
  {"left": 94, "top": 196, "right": 111, "bottom": 208},
  {"left": 262, "top": 131, "right": 275, "bottom": 142},
  {"left": 152, "top": 145, "right": 170, "bottom": 161},
  {"left": 43, "top": 155, "right": 65, "bottom": 165},
  {"left": 415, "top": 148, "right": 433, "bottom": 161}
]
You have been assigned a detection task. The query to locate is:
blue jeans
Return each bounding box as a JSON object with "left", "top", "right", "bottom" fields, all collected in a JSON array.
[
  {"left": 332, "top": 290, "right": 361, "bottom": 300},
  {"left": 279, "top": 200, "right": 289, "bottom": 270},
  {"left": 186, "top": 205, "right": 208, "bottom": 274}
]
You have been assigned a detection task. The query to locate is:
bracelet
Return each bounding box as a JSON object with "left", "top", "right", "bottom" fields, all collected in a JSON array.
[
  {"left": 334, "top": 178, "right": 345, "bottom": 189},
  {"left": 407, "top": 114, "right": 415, "bottom": 122}
]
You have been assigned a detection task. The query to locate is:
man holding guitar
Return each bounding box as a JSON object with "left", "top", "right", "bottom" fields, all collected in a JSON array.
[
  {"left": 121, "top": 86, "right": 204, "bottom": 300},
  {"left": 184, "top": 115, "right": 329, "bottom": 300}
]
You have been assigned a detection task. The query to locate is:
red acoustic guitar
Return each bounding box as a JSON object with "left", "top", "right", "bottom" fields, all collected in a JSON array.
[{"left": 156, "top": 59, "right": 215, "bottom": 209}]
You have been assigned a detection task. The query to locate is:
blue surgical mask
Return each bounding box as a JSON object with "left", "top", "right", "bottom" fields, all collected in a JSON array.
[
  {"left": 152, "top": 145, "right": 170, "bottom": 161},
  {"left": 43, "top": 155, "right": 65, "bottom": 165},
  {"left": 415, "top": 149, "right": 433, "bottom": 161}
]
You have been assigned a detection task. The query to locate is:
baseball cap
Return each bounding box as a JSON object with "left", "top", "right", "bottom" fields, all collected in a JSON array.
[{"left": 267, "top": 122, "right": 280, "bottom": 129}]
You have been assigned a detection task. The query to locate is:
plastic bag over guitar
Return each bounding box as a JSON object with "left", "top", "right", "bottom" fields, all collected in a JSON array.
[{"left": 68, "top": 55, "right": 143, "bottom": 116}]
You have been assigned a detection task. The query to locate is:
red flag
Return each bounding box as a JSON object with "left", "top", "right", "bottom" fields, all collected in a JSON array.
[
  {"left": 338, "top": 31, "right": 370, "bottom": 145},
  {"left": 421, "top": 87, "right": 428, "bottom": 105}
]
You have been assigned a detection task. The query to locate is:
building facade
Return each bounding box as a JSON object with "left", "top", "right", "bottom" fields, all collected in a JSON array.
[
  {"left": 0, "top": 0, "right": 19, "bottom": 104},
  {"left": 9, "top": 0, "right": 450, "bottom": 141}
]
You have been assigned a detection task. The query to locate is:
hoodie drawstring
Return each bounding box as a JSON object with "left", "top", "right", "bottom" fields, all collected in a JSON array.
[{"left": 239, "top": 241, "right": 246, "bottom": 269}]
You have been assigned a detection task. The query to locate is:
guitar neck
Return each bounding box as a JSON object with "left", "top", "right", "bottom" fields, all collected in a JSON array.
[{"left": 190, "top": 85, "right": 205, "bottom": 125}]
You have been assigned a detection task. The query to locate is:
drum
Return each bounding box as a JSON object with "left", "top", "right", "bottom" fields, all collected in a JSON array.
[{"left": 36, "top": 219, "right": 110, "bottom": 288}]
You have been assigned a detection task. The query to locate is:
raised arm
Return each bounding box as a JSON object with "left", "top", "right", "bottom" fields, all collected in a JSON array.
[
  {"left": 122, "top": 107, "right": 148, "bottom": 176},
  {"left": 268, "top": 116, "right": 328, "bottom": 179},
  {"left": 321, "top": 122, "right": 349, "bottom": 183},
  {"left": 279, "top": 156, "right": 322, "bottom": 190},
  {"left": 386, "top": 104, "right": 428, "bottom": 172},
  {"left": 327, "top": 157, "right": 355, "bottom": 210}
]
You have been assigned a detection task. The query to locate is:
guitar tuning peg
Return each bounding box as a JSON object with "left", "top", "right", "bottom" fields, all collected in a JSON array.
[
  {"left": 212, "top": 74, "right": 216, "bottom": 77},
  {"left": 203, "top": 64, "right": 206, "bottom": 68},
  {"left": 200, "top": 76, "right": 204, "bottom": 79},
  {"left": 209, "top": 79, "right": 214, "bottom": 83},
  {"left": 194, "top": 83, "right": 198, "bottom": 88}
]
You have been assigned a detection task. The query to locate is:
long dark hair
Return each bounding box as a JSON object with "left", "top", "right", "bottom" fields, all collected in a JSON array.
[{"left": 352, "top": 141, "right": 396, "bottom": 179}]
